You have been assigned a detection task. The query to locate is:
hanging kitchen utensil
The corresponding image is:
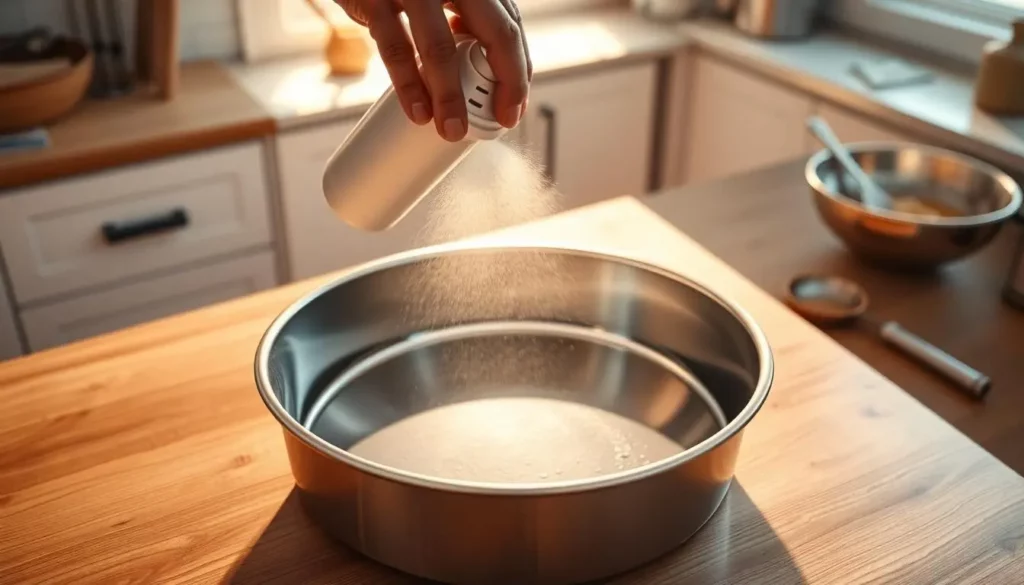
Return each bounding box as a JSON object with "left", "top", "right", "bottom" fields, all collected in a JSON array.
[
  {"left": 83, "top": 0, "right": 113, "bottom": 96},
  {"left": 102, "top": 0, "right": 132, "bottom": 94},
  {"left": 135, "top": 0, "right": 153, "bottom": 84}
]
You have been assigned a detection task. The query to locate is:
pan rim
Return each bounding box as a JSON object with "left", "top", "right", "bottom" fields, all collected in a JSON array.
[{"left": 254, "top": 241, "right": 774, "bottom": 496}]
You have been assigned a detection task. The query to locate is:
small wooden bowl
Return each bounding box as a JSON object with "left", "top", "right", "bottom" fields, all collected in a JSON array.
[{"left": 0, "top": 38, "right": 94, "bottom": 134}]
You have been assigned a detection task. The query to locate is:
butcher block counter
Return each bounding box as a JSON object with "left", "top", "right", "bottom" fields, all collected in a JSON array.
[
  {"left": 1, "top": 197, "right": 1023, "bottom": 584},
  {"left": 0, "top": 61, "right": 275, "bottom": 191},
  {"left": 647, "top": 161, "right": 1024, "bottom": 475}
]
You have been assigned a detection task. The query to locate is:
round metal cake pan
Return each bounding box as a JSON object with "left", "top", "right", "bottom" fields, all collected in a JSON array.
[{"left": 255, "top": 244, "right": 773, "bottom": 585}]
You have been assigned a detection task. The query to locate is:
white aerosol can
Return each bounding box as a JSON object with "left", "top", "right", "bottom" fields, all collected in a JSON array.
[{"left": 322, "top": 36, "right": 507, "bottom": 231}]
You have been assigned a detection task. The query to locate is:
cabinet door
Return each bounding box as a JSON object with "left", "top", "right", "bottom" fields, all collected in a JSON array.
[
  {"left": 20, "top": 251, "right": 276, "bottom": 352},
  {"left": 276, "top": 118, "right": 532, "bottom": 282},
  {"left": 684, "top": 55, "right": 815, "bottom": 184},
  {"left": 0, "top": 269, "right": 22, "bottom": 361},
  {"left": 808, "top": 102, "right": 916, "bottom": 154},
  {"left": 521, "top": 61, "right": 658, "bottom": 210},
  {"left": 0, "top": 142, "right": 273, "bottom": 304}
]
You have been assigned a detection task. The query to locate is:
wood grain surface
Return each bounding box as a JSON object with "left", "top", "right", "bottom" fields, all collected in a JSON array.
[
  {"left": 0, "top": 61, "right": 274, "bottom": 191},
  {"left": 647, "top": 161, "right": 1024, "bottom": 475},
  {"left": 1, "top": 197, "right": 1023, "bottom": 584}
]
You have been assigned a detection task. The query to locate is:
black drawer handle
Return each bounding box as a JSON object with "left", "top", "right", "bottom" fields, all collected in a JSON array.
[
  {"left": 101, "top": 208, "right": 190, "bottom": 244},
  {"left": 539, "top": 104, "right": 557, "bottom": 183}
]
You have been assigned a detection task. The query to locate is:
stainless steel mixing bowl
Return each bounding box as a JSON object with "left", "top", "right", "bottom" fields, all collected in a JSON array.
[
  {"left": 254, "top": 244, "right": 773, "bottom": 585},
  {"left": 806, "top": 143, "right": 1022, "bottom": 268}
]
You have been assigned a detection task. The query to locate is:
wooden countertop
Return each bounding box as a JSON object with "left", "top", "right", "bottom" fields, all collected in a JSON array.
[
  {"left": 1, "top": 197, "right": 1023, "bottom": 584},
  {"left": 647, "top": 161, "right": 1024, "bottom": 474},
  {"left": 0, "top": 61, "right": 275, "bottom": 191}
]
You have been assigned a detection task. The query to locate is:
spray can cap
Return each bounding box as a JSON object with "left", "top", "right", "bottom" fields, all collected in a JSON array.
[{"left": 456, "top": 38, "right": 506, "bottom": 141}]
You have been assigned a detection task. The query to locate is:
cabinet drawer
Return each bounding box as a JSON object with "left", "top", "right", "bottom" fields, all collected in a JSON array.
[
  {"left": 522, "top": 61, "right": 657, "bottom": 209},
  {"left": 20, "top": 250, "right": 277, "bottom": 352},
  {"left": 685, "top": 55, "right": 815, "bottom": 184},
  {"left": 0, "top": 142, "right": 273, "bottom": 304}
]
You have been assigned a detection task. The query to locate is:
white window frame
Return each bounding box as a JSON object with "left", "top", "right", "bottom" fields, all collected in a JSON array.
[
  {"left": 238, "top": 0, "right": 623, "bottom": 63},
  {"left": 831, "top": 0, "right": 1024, "bottom": 65}
]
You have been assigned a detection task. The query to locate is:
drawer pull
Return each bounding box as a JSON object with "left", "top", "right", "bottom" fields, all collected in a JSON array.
[
  {"left": 101, "top": 208, "right": 190, "bottom": 244},
  {"left": 539, "top": 104, "right": 557, "bottom": 183}
]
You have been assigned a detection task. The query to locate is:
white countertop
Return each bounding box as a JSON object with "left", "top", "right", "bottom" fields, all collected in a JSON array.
[
  {"left": 678, "top": 19, "right": 1024, "bottom": 175},
  {"left": 229, "top": 7, "right": 1024, "bottom": 173}
]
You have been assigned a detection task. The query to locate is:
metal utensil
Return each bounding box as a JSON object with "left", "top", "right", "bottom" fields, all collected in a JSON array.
[
  {"left": 82, "top": 0, "right": 112, "bottom": 95},
  {"left": 103, "top": 0, "right": 132, "bottom": 94},
  {"left": 255, "top": 244, "right": 774, "bottom": 585},
  {"left": 806, "top": 116, "right": 892, "bottom": 209},
  {"left": 786, "top": 274, "right": 991, "bottom": 400},
  {"left": 805, "top": 142, "right": 1023, "bottom": 269}
]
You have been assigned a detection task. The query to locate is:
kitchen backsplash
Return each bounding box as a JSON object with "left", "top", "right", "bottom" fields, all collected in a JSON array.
[{"left": 0, "top": 0, "right": 239, "bottom": 62}]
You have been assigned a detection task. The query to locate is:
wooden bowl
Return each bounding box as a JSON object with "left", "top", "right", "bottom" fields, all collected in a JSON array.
[{"left": 0, "top": 38, "right": 94, "bottom": 134}]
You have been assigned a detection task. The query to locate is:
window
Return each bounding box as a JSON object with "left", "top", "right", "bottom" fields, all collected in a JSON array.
[
  {"left": 832, "top": 0, "right": 1024, "bottom": 65},
  {"left": 879, "top": 0, "right": 1024, "bottom": 33},
  {"left": 238, "top": 0, "right": 620, "bottom": 63}
]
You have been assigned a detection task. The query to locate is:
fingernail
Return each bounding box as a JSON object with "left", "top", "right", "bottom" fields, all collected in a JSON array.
[
  {"left": 411, "top": 102, "right": 429, "bottom": 125},
  {"left": 444, "top": 118, "right": 466, "bottom": 141},
  {"left": 506, "top": 105, "right": 522, "bottom": 127}
]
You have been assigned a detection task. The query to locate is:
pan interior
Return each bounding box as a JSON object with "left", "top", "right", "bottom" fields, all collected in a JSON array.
[
  {"left": 262, "top": 248, "right": 767, "bottom": 487},
  {"left": 304, "top": 321, "right": 726, "bottom": 484}
]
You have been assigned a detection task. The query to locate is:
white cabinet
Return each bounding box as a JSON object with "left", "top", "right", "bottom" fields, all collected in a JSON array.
[
  {"left": 0, "top": 268, "right": 22, "bottom": 361},
  {"left": 0, "top": 141, "right": 278, "bottom": 355},
  {"left": 808, "top": 102, "right": 916, "bottom": 153},
  {"left": 276, "top": 61, "right": 659, "bottom": 282},
  {"left": 521, "top": 61, "right": 658, "bottom": 209},
  {"left": 683, "top": 54, "right": 815, "bottom": 184},
  {"left": 275, "top": 120, "right": 439, "bottom": 281},
  {"left": 20, "top": 251, "right": 276, "bottom": 352},
  {"left": 0, "top": 142, "right": 273, "bottom": 304}
]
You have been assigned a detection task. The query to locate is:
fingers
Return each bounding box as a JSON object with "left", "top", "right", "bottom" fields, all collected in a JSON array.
[
  {"left": 404, "top": 0, "right": 468, "bottom": 142},
  {"left": 500, "top": 0, "right": 532, "bottom": 121},
  {"left": 447, "top": 13, "right": 466, "bottom": 36},
  {"left": 498, "top": 0, "right": 532, "bottom": 81},
  {"left": 364, "top": 0, "right": 432, "bottom": 125},
  {"left": 453, "top": 0, "right": 530, "bottom": 129},
  {"left": 334, "top": 0, "right": 370, "bottom": 26}
]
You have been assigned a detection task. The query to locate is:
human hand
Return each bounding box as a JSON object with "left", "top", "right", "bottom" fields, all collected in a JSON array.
[{"left": 335, "top": 0, "right": 532, "bottom": 142}]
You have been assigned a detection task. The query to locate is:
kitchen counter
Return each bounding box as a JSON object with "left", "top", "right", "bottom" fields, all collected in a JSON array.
[
  {"left": 231, "top": 7, "right": 1024, "bottom": 174},
  {"left": 677, "top": 19, "right": 1024, "bottom": 178},
  {"left": 2, "top": 196, "right": 1023, "bottom": 584},
  {"left": 0, "top": 61, "right": 275, "bottom": 191},
  {"left": 4, "top": 7, "right": 1023, "bottom": 192},
  {"left": 648, "top": 160, "right": 1024, "bottom": 474}
]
